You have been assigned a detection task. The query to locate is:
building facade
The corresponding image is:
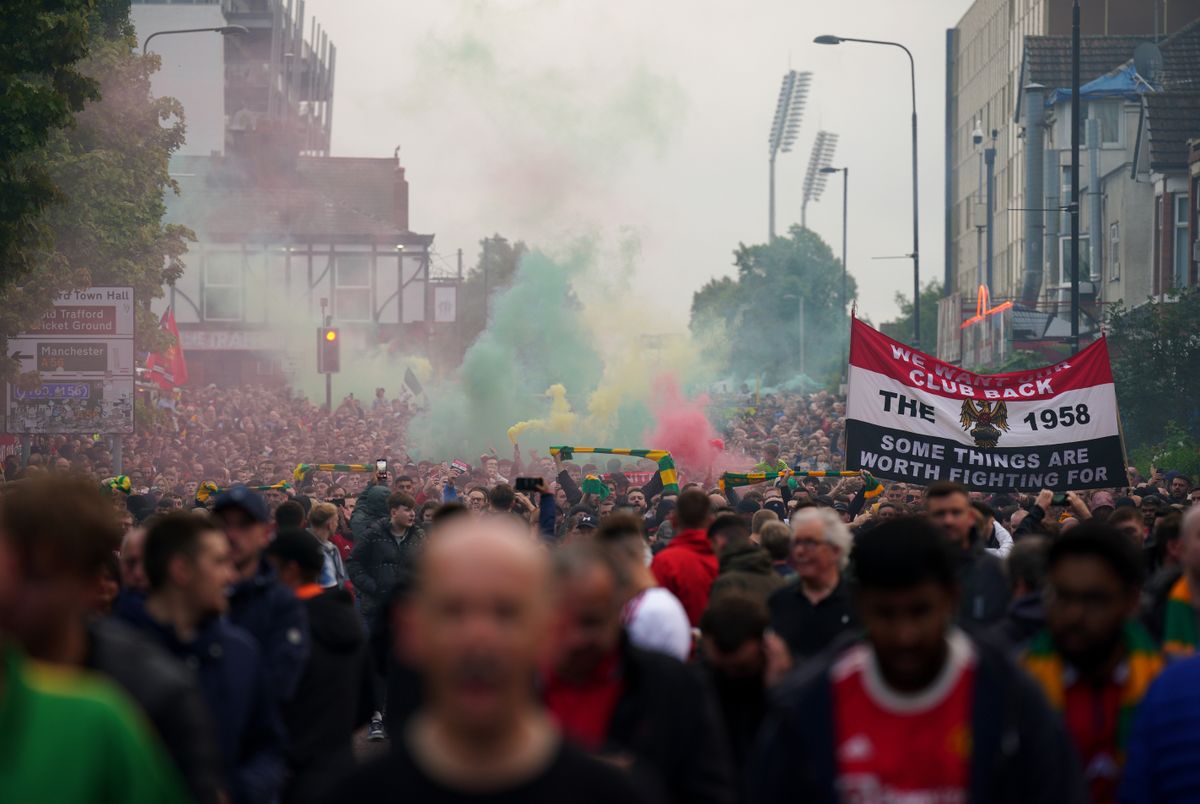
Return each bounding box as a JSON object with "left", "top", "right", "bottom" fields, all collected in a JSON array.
[
  {"left": 134, "top": 0, "right": 459, "bottom": 388},
  {"left": 942, "top": 0, "right": 1200, "bottom": 361}
]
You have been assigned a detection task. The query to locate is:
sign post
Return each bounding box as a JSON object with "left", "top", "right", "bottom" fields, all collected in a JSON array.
[{"left": 6, "top": 287, "right": 136, "bottom": 439}]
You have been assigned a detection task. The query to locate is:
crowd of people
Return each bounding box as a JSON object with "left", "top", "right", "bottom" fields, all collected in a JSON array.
[{"left": 1, "top": 383, "right": 1199, "bottom": 803}]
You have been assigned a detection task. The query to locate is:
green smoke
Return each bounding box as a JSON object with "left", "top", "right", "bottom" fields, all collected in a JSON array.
[{"left": 410, "top": 246, "right": 605, "bottom": 457}]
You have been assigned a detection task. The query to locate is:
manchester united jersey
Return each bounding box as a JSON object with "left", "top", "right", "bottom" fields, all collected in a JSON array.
[{"left": 831, "top": 628, "right": 976, "bottom": 804}]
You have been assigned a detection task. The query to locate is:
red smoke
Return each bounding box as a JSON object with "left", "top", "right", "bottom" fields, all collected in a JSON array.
[{"left": 642, "top": 374, "right": 725, "bottom": 476}]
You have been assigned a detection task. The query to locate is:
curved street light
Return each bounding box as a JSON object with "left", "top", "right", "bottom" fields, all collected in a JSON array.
[
  {"left": 143, "top": 25, "right": 250, "bottom": 55},
  {"left": 815, "top": 34, "right": 920, "bottom": 347}
]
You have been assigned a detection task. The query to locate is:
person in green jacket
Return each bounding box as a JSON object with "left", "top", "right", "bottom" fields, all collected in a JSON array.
[{"left": 0, "top": 644, "right": 190, "bottom": 803}]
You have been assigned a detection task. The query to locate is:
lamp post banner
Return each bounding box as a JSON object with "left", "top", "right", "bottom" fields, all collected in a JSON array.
[{"left": 844, "top": 317, "right": 1123, "bottom": 492}]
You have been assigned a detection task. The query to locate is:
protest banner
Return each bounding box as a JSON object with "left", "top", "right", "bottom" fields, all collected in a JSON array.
[{"left": 844, "top": 317, "right": 1124, "bottom": 492}]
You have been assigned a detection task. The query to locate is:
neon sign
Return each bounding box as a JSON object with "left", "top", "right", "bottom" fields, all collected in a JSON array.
[{"left": 960, "top": 285, "right": 1012, "bottom": 329}]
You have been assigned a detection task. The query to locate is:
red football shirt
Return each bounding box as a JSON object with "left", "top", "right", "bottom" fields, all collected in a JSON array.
[
  {"left": 831, "top": 630, "right": 976, "bottom": 803},
  {"left": 543, "top": 651, "right": 624, "bottom": 751}
]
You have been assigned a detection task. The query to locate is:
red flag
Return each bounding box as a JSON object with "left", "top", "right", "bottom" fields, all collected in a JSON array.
[{"left": 146, "top": 308, "right": 188, "bottom": 389}]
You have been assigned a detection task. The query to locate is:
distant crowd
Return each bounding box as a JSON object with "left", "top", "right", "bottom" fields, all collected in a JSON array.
[{"left": 2, "top": 383, "right": 1199, "bottom": 803}]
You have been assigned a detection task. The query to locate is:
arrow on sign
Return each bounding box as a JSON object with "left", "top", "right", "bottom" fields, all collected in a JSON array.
[{"left": 10, "top": 352, "right": 33, "bottom": 361}]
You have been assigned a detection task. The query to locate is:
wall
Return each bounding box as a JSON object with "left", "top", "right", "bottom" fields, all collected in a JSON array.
[{"left": 130, "top": 4, "right": 227, "bottom": 156}]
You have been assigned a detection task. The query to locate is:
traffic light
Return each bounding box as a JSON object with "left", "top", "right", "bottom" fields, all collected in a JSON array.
[{"left": 317, "top": 327, "right": 340, "bottom": 373}]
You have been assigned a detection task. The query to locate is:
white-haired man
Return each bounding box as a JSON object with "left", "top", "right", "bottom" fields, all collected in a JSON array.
[{"left": 766, "top": 508, "right": 857, "bottom": 661}]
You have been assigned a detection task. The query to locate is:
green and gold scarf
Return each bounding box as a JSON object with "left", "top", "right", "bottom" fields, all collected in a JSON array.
[
  {"left": 1023, "top": 622, "right": 1163, "bottom": 752},
  {"left": 1163, "top": 575, "right": 1198, "bottom": 659}
]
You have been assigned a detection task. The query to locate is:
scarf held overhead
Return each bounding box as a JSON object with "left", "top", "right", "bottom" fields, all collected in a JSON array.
[{"left": 550, "top": 447, "right": 678, "bottom": 495}]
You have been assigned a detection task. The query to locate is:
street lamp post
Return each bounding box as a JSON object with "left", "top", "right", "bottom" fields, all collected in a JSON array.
[
  {"left": 142, "top": 25, "right": 249, "bottom": 55},
  {"left": 816, "top": 34, "right": 920, "bottom": 347},
  {"left": 820, "top": 166, "right": 849, "bottom": 310}
]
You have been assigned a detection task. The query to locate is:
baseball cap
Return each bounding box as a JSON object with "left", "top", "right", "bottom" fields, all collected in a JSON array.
[
  {"left": 265, "top": 528, "right": 325, "bottom": 574},
  {"left": 212, "top": 484, "right": 270, "bottom": 523},
  {"left": 574, "top": 513, "right": 599, "bottom": 530}
]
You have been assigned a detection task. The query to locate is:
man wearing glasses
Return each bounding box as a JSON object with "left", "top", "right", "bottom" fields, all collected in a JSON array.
[{"left": 767, "top": 509, "right": 857, "bottom": 662}]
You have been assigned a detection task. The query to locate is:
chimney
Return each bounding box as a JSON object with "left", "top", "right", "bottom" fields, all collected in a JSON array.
[{"left": 393, "top": 158, "right": 410, "bottom": 233}]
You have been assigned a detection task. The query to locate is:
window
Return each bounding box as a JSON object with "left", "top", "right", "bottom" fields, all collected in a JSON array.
[
  {"left": 203, "top": 252, "right": 243, "bottom": 321},
  {"left": 1092, "top": 101, "right": 1122, "bottom": 146},
  {"left": 1109, "top": 222, "right": 1120, "bottom": 281},
  {"left": 1058, "top": 235, "right": 1090, "bottom": 285},
  {"left": 1174, "top": 195, "right": 1189, "bottom": 288},
  {"left": 334, "top": 254, "right": 372, "bottom": 321}
]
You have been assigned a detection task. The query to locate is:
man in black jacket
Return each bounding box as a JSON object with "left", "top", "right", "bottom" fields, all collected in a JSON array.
[
  {"left": 347, "top": 491, "right": 425, "bottom": 630},
  {"left": 346, "top": 490, "right": 424, "bottom": 739},
  {"left": 751, "top": 517, "right": 1084, "bottom": 804},
  {"left": 926, "top": 482, "right": 1010, "bottom": 626},
  {"left": 266, "top": 530, "right": 373, "bottom": 804},
  {"left": 543, "top": 544, "right": 736, "bottom": 804}
]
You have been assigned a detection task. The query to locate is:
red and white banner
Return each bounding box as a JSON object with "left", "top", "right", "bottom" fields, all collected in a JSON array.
[
  {"left": 845, "top": 318, "right": 1124, "bottom": 492},
  {"left": 146, "top": 308, "right": 189, "bottom": 390}
]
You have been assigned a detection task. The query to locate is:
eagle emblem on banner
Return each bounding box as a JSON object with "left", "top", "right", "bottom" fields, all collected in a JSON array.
[{"left": 959, "top": 400, "right": 1010, "bottom": 448}]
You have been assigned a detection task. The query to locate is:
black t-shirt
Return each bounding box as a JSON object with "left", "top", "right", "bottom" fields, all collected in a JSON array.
[{"left": 329, "top": 739, "right": 647, "bottom": 803}]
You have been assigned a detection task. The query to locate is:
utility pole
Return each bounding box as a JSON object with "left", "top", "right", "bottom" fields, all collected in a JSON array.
[{"left": 1070, "top": 0, "right": 1081, "bottom": 352}]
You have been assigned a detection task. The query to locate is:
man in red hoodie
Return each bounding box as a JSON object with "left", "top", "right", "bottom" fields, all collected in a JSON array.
[{"left": 651, "top": 489, "right": 717, "bottom": 626}]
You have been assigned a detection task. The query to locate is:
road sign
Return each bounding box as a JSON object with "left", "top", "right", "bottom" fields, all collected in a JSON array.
[
  {"left": 7, "top": 377, "right": 134, "bottom": 434},
  {"left": 5, "top": 286, "right": 135, "bottom": 435},
  {"left": 8, "top": 338, "right": 135, "bottom": 375},
  {"left": 24, "top": 287, "right": 134, "bottom": 338}
]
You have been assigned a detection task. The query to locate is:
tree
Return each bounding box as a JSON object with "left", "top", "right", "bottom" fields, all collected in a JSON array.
[
  {"left": 690, "top": 225, "right": 856, "bottom": 386},
  {"left": 0, "top": 0, "right": 99, "bottom": 292},
  {"left": 880, "top": 280, "right": 941, "bottom": 352},
  {"left": 456, "top": 234, "right": 528, "bottom": 348},
  {"left": 1105, "top": 287, "right": 1200, "bottom": 453},
  {"left": 0, "top": 2, "right": 191, "bottom": 376}
]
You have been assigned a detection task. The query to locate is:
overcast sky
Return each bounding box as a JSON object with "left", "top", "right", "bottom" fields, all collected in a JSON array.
[{"left": 303, "top": 0, "right": 974, "bottom": 328}]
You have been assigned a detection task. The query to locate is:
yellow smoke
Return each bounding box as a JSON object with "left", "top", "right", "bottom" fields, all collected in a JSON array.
[{"left": 506, "top": 384, "right": 578, "bottom": 443}]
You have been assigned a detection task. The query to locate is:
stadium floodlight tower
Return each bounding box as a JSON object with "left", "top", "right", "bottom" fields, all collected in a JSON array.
[
  {"left": 801, "top": 130, "right": 839, "bottom": 228},
  {"left": 768, "top": 70, "right": 812, "bottom": 241}
]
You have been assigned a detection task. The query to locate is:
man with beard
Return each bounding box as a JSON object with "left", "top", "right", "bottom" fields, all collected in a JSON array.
[
  {"left": 1024, "top": 522, "right": 1162, "bottom": 803},
  {"left": 326, "top": 516, "right": 643, "bottom": 803}
]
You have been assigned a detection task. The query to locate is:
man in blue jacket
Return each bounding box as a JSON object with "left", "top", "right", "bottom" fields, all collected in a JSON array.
[
  {"left": 1121, "top": 654, "right": 1200, "bottom": 803},
  {"left": 215, "top": 486, "right": 310, "bottom": 703},
  {"left": 122, "top": 512, "right": 286, "bottom": 804},
  {"left": 751, "top": 516, "right": 1084, "bottom": 804}
]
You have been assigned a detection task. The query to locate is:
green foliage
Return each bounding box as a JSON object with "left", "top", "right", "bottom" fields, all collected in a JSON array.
[
  {"left": 0, "top": 0, "right": 99, "bottom": 290},
  {"left": 1128, "top": 421, "right": 1200, "bottom": 480},
  {"left": 880, "top": 280, "right": 941, "bottom": 351},
  {"left": 1105, "top": 288, "right": 1200, "bottom": 452},
  {"left": 456, "top": 235, "right": 529, "bottom": 349},
  {"left": 689, "top": 225, "right": 856, "bottom": 386},
  {"left": 0, "top": 2, "right": 193, "bottom": 377}
]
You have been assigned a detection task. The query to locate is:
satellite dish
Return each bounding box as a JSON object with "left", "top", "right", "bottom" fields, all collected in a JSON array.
[{"left": 1134, "top": 42, "right": 1164, "bottom": 84}]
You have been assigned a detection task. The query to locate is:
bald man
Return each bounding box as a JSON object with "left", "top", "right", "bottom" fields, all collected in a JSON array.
[{"left": 328, "top": 517, "right": 644, "bottom": 803}]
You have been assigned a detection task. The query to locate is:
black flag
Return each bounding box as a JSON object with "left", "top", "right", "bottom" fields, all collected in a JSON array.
[{"left": 404, "top": 367, "right": 423, "bottom": 396}]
